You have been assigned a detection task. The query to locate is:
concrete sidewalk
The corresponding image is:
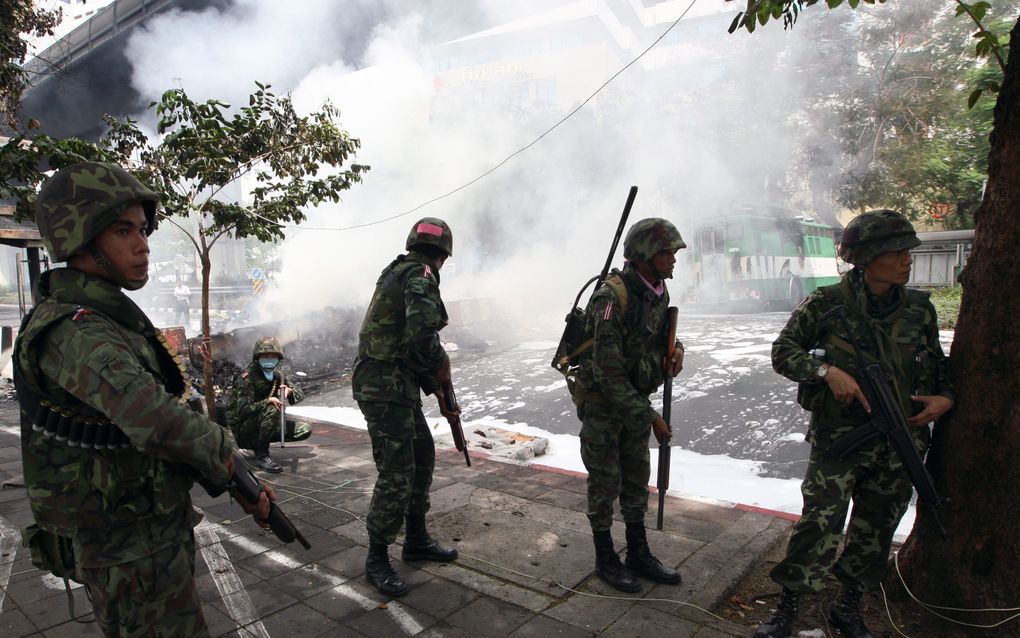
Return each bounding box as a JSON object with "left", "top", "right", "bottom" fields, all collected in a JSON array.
[{"left": 0, "top": 405, "right": 790, "bottom": 637}]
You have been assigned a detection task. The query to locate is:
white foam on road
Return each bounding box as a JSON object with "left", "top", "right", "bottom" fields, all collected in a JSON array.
[{"left": 288, "top": 405, "right": 918, "bottom": 541}]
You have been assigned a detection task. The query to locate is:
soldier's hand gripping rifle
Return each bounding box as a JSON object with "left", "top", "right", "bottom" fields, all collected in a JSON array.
[
  {"left": 656, "top": 306, "right": 679, "bottom": 531},
  {"left": 551, "top": 186, "right": 638, "bottom": 373},
  {"left": 820, "top": 306, "right": 948, "bottom": 536},
  {"left": 228, "top": 451, "right": 312, "bottom": 549}
]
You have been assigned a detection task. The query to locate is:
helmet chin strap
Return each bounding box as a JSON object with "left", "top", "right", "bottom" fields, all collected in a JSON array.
[{"left": 86, "top": 245, "right": 148, "bottom": 291}]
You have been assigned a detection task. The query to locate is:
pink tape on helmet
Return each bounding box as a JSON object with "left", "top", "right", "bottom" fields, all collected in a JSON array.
[{"left": 416, "top": 222, "right": 445, "bottom": 237}]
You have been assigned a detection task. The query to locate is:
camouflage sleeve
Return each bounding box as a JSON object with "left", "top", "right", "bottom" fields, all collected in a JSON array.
[
  {"left": 227, "top": 368, "right": 272, "bottom": 426},
  {"left": 924, "top": 300, "right": 954, "bottom": 401},
  {"left": 287, "top": 379, "right": 305, "bottom": 405},
  {"left": 772, "top": 291, "right": 827, "bottom": 384},
  {"left": 404, "top": 270, "right": 446, "bottom": 395},
  {"left": 592, "top": 296, "right": 659, "bottom": 427},
  {"left": 39, "top": 316, "right": 232, "bottom": 485}
]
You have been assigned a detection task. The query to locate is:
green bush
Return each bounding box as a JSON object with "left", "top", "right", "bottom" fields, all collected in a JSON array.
[{"left": 929, "top": 286, "right": 962, "bottom": 329}]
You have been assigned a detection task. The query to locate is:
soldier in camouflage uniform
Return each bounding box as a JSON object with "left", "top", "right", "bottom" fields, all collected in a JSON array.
[
  {"left": 755, "top": 210, "right": 954, "bottom": 638},
  {"left": 226, "top": 337, "right": 311, "bottom": 473},
  {"left": 352, "top": 217, "right": 461, "bottom": 597},
  {"left": 13, "top": 162, "right": 273, "bottom": 638},
  {"left": 572, "top": 218, "right": 687, "bottom": 593}
]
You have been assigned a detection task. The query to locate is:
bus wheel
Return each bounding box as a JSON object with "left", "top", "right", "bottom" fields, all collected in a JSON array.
[{"left": 788, "top": 276, "right": 804, "bottom": 309}]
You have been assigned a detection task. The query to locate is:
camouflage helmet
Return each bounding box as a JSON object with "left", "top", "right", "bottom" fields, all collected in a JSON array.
[
  {"left": 623, "top": 218, "right": 687, "bottom": 262},
  {"left": 253, "top": 337, "right": 283, "bottom": 360},
  {"left": 35, "top": 161, "right": 159, "bottom": 261},
  {"left": 406, "top": 217, "right": 453, "bottom": 256},
  {"left": 838, "top": 209, "right": 920, "bottom": 266}
]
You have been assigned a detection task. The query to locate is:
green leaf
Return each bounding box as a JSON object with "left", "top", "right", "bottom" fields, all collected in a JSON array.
[
  {"left": 728, "top": 11, "right": 743, "bottom": 34},
  {"left": 967, "top": 88, "right": 982, "bottom": 109}
]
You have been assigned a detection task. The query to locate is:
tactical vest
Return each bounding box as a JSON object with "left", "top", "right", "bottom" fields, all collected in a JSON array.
[
  {"left": 356, "top": 254, "right": 448, "bottom": 362},
  {"left": 572, "top": 270, "right": 669, "bottom": 404},
  {"left": 15, "top": 299, "right": 194, "bottom": 538},
  {"left": 797, "top": 282, "right": 940, "bottom": 423}
]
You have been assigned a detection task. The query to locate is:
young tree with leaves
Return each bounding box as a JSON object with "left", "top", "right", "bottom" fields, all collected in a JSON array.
[
  {"left": 730, "top": 1, "right": 1019, "bottom": 635},
  {"left": 0, "top": 83, "right": 368, "bottom": 415},
  {"left": 1, "top": 0, "right": 60, "bottom": 131}
]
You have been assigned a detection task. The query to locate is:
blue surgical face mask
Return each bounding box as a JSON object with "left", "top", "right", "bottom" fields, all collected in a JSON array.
[{"left": 258, "top": 357, "right": 280, "bottom": 380}]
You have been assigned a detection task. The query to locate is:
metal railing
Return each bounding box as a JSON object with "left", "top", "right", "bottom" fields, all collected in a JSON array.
[{"left": 24, "top": 0, "right": 177, "bottom": 79}]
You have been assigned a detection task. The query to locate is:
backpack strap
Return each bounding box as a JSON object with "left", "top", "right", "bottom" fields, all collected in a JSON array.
[{"left": 603, "top": 274, "right": 629, "bottom": 316}]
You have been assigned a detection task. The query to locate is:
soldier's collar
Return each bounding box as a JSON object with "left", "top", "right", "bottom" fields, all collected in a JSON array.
[{"left": 39, "top": 267, "right": 154, "bottom": 334}]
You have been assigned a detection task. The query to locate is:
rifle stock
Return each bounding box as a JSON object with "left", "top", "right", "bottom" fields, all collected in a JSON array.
[
  {"left": 228, "top": 451, "right": 311, "bottom": 549},
  {"left": 442, "top": 382, "right": 471, "bottom": 467},
  {"left": 822, "top": 306, "right": 947, "bottom": 536},
  {"left": 656, "top": 306, "right": 679, "bottom": 531}
]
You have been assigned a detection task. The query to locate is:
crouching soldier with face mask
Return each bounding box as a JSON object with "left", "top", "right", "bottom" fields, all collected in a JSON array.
[{"left": 225, "top": 337, "right": 311, "bottom": 473}]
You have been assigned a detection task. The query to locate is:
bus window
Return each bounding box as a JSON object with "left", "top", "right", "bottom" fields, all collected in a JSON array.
[
  {"left": 700, "top": 229, "right": 714, "bottom": 254},
  {"left": 726, "top": 223, "right": 744, "bottom": 242},
  {"left": 713, "top": 228, "right": 725, "bottom": 254}
]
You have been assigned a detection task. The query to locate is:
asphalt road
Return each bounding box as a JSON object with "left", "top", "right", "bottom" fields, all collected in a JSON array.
[{"left": 437, "top": 312, "right": 812, "bottom": 480}]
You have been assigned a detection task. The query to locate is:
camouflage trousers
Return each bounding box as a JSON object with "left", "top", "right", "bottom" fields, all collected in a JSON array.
[
  {"left": 230, "top": 404, "right": 311, "bottom": 451},
  {"left": 578, "top": 401, "right": 651, "bottom": 532},
  {"left": 79, "top": 532, "right": 207, "bottom": 638},
  {"left": 770, "top": 436, "right": 914, "bottom": 593},
  {"left": 359, "top": 401, "right": 436, "bottom": 546}
]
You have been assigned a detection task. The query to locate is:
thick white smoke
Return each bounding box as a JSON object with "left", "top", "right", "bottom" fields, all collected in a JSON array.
[{"left": 122, "top": 0, "right": 840, "bottom": 330}]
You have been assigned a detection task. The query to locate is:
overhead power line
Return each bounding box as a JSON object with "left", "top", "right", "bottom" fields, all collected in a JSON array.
[{"left": 279, "top": 0, "right": 701, "bottom": 232}]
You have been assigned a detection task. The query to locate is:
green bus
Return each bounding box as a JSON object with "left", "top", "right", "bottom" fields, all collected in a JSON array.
[{"left": 686, "top": 211, "right": 840, "bottom": 309}]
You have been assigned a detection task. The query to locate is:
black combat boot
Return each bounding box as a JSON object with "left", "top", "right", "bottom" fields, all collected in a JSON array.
[
  {"left": 623, "top": 521, "right": 681, "bottom": 584},
  {"left": 753, "top": 588, "right": 799, "bottom": 638},
  {"left": 829, "top": 588, "right": 876, "bottom": 638},
  {"left": 365, "top": 542, "right": 409, "bottom": 597},
  {"left": 254, "top": 443, "right": 282, "bottom": 473},
  {"left": 592, "top": 530, "right": 641, "bottom": 593},
  {"left": 401, "top": 514, "right": 458, "bottom": 562}
]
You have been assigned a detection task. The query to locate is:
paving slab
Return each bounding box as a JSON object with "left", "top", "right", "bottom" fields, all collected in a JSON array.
[{"left": 0, "top": 402, "right": 790, "bottom": 638}]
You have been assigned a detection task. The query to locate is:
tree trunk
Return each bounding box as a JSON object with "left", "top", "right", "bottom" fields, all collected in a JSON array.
[
  {"left": 200, "top": 250, "right": 216, "bottom": 419},
  {"left": 897, "top": 15, "right": 1020, "bottom": 637}
]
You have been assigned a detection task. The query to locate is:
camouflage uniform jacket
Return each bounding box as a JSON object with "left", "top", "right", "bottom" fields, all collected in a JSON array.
[
  {"left": 353, "top": 251, "right": 449, "bottom": 406},
  {"left": 772, "top": 270, "right": 953, "bottom": 447},
  {"left": 575, "top": 264, "right": 670, "bottom": 427},
  {"left": 226, "top": 361, "right": 305, "bottom": 428},
  {"left": 14, "top": 268, "right": 233, "bottom": 567}
]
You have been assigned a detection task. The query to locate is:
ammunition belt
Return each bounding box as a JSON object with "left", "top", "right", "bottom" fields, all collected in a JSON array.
[{"left": 31, "top": 400, "right": 133, "bottom": 450}]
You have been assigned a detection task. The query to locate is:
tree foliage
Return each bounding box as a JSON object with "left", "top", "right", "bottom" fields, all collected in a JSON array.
[
  {"left": 0, "top": 83, "right": 368, "bottom": 412},
  {"left": 1, "top": 0, "right": 60, "bottom": 130},
  {"left": 732, "top": 0, "right": 1015, "bottom": 226}
]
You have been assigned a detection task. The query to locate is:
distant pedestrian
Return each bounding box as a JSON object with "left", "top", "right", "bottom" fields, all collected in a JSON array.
[
  {"left": 757, "top": 210, "right": 954, "bottom": 638},
  {"left": 571, "top": 218, "right": 687, "bottom": 593},
  {"left": 14, "top": 161, "right": 274, "bottom": 638},
  {"left": 353, "top": 217, "right": 461, "bottom": 597},
  {"left": 173, "top": 278, "right": 191, "bottom": 325},
  {"left": 225, "top": 337, "right": 311, "bottom": 473}
]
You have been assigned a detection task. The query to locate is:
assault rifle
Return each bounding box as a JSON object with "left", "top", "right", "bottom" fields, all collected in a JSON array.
[
  {"left": 229, "top": 451, "right": 311, "bottom": 548},
  {"left": 441, "top": 381, "right": 471, "bottom": 467},
  {"left": 820, "top": 306, "right": 947, "bottom": 536},
  {"left": 551, "top": 186, "right": 638, "bottom": 373},
  {"left": 656, "top": 306, "right": 679, "bottom": 531}
]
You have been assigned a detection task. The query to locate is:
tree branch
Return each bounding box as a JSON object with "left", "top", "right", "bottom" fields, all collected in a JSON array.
[{"left": 955, "top": 0, "right": 1007, "bottom": 72}]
